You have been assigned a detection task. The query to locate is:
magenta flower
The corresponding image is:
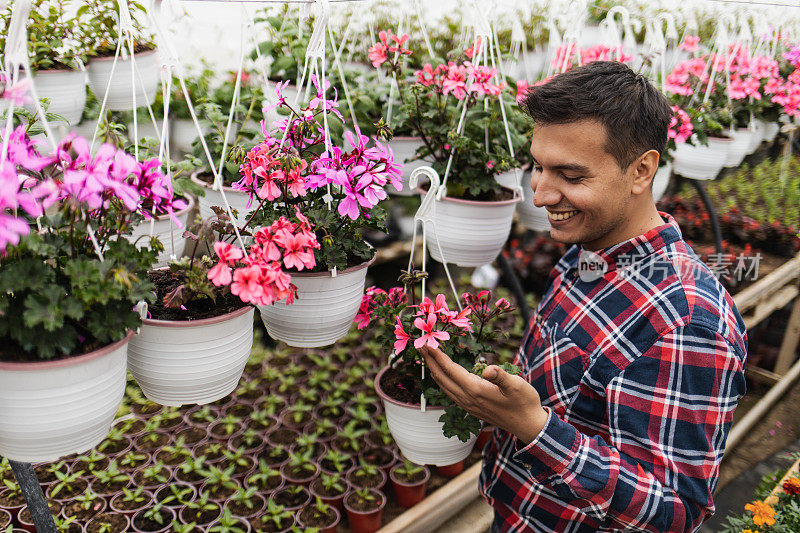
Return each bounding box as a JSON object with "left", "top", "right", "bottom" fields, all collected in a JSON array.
[
  {"left": 413, "top": 313, "right": 450, "bottom": 350},
  {"left": 394, "top": 317, "right": 412, "bottom": 354}
]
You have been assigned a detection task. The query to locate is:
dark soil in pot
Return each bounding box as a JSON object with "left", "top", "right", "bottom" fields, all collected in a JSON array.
[
  {"left": 320, "top": 454, "right": 354, "bottom": 474},
  {"left": 258, "top": 446, "right": 290, "bottom": 466},
  {"left": 379, "top": 363, "right": 423, "bottom": 404},
  {"left": 110, "top": 490, "right": 153, "bottom": 513},
  {"left": 280, "top": 462, "right": 319, "bottom": 485},
  {"left": 119, "top": 418, "right": 146, "bottom": 436},
  {"left": 346, "top": 468, "right": 386, "bottom": 490},
  {"left": 273, "top": 486, "right": 311, "bottom": 510},
  {"left": 268, "top": 428, "right": 300, "bottom": 446},
  {"left": 98, "top": 435, "right": 133, "bottom": 455},
  {"left": 131, "top": 402, "right": 162, "bottom": 417},
  {"left": 147, "top": 269, "right": 248, "bottom": 321},
  {"left": 154, "top": 449, "right": 186, "bottom": 467},
  {"left": 250, "top": 514, "right": 294, "bottom": 532},
  {"left": 228, "top": 403, "right": 255, "bottom": 418},
  {"left": 196, "top": 442, "right": 227, "bottom": 462},
  {"left": 133, "top": 465, "right": 172, "bottom": 489},
  {"left": 33, "top": 463, "right": 68, "bottom": 484},
  {"left": 174, "top": 467, "right": 205, "bottom": 485},
  {"left": 134, "top": 432, "right": 170, "bottom": 452},
  {"left": 332, "top": 436, "right": 364, "bottom": 455},
  {"left": 85, "top": 513, "right": 129, "bottom": 533},
  {"left": 46, "top": 477, "right": 88, "bottom": 501},
  {"left": 360, "top": 447, "right": 395, "bottom": 470},
  {"left": 62, "top": 499, "right": 106, "bottom": 521},
  {"left": 153, "top": 483, "right": 195, "bottom": 508},
  {"left": 90, "top": 477, "right": 131, "bottom": 497},
  {"left": 179, "top": 503, "right": 221, "bottom": 526},
  {"left": 280, "top": 411, "right": 312, "bottom": 428},
  {"left": 209, "top": 421, "right": 243, "bottom": 440},
  {"left": 131, "top": 506, "right": 175, "bottom": 532},
  {"left": 73, "top": 456, "right": 110, "bottom": 475},
  {"left": 176, "top": 426, "right": 208, "bottom": 445},
  {"left": 227, "top": 491, "right": 266, "bottom": 518},
  {"left": 0, "top": 509, "right": 9, "bottom": 530},
  {"left": 310, "top": 477, "right": 347, "bottom": 499},
  {"left": 298, "top": 503, "right": 339, "bottom": 530}
]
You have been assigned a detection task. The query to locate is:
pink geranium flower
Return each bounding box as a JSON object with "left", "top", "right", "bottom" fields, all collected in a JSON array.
[
  {"left": 394, "top": 317, "right": 412, "bottom": 354},
  {"left": 413, "top": 313, "right": 450, "bottom": 350},
  {"left": 230, "top": 265, "right": 264, "bottom": 304},
  {"left": 679, "top": 35, "right": 700, "bottom": 52}
]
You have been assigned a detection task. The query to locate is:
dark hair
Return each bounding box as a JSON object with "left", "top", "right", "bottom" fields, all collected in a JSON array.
[{"left": 521, "top": 61, "right": 672, "bottom": 169}]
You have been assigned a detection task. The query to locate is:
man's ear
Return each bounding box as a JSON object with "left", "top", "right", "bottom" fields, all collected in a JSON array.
[{"left": 630, "top": 150, "right": 660, "bottom": 195}]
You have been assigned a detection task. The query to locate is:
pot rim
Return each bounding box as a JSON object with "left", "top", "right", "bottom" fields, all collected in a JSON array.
[
  {"left": 342, "top": 488, "right": 386, "bottom": 515},
  {"left": 297, "top": 503, "right": 341, "bottom": 529},
  {"left": 287, "top": 253, "right": 375, "bottom": 279},
  {"left": 141, "top": 300, "right": 254, "bottom": 328},
  {"left": 89, "top": 48, "right": 158, "bottom": 63},
  {"left": 138, "top": 194, "right": 195, "bottom": 223},
  {"left": 417, "top": 186, "right": 522, "bottom": 206},
  {"left": 374, "top": 365, "right": 446, "bottom": 411},
  {"left": 30, "top": 67, "right": 84, "bottom": 76},
  {"left": 389, "top": 463, "right": 431, "bottom": 487},
  {"left": 390, "top": 135, "right": 424, "bottom": 142},
  {"left": 0, "top": 330, "right": 134, "bottom": 371}
]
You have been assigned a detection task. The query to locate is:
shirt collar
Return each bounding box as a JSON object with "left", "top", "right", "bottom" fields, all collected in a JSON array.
[{"left": 578, "top": 212, "right": 683, "bottom": 272}]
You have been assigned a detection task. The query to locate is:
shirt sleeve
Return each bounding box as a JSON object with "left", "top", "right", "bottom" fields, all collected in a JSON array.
[{"left": 511, "top": 323, "right": 746, "bottom": 532}]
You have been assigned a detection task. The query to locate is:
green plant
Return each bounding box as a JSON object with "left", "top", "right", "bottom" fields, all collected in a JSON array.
[
  {"left": 74, "top": 487, "right": 101, "bottom": 511},
  {"left": 208, "top": 508, "right": 248, "bottom": 533},
  {"left": 171, "top": 522, "right": 199, "bottom": 533},
  {"left": 0, "top": 0, "right": 88, "bottom": 71},
  {"left": 53, "top": 515, "right": 79, "bottom": 532},
  {"left": 177, "top": 454, "right": 207, "bottom": 477},
  {"left": 247, "top": 459, "right": 281, "bottom": 489},
  {"left": 336, "top": 419, "right": 368, "bottom": 452},
  {"left": 142, "top": 501, "right": 169, "bottom": 527},
  {"left": 216, "top": 413, "right": 243, "bottom": 435},
  {"left": 229, "top": 486, "right": 259, "bottom": 511},
  {"left": 139, "top": 461, "right": 169, "bottom": 484},
  {"left": 119, "top": 450, "right": 148, "bottom": 470},
  {"left": 250, "top": 7, "right": 313, "bottom": 84},
  {"left": 190, "top": 405, "right": 216, "bottom": 423},
  {"left": 183, "top": 490, "right": 220, "bottom": 520},
  {"left": 317, "top": 472, "right": 346, "bottom": 493},
  {"left": 49, "top": 469, "right": 85, "bottom": 498},
  {"left": 285, "top": 448, "right": 317, "bottom": 475},
  {"left": 235, "top": 378, "right": 262, "bottom": 397},
  {"left": 223, "top": 447, "right": 251, "bottom": 471},
  {"left": 77, "top": 0, "right": 156, "bottom": 57},
  {"left": 74, "top": 449, "right": 108, "bottom": 472},
  {"left": 261, "top": 499, "right": 294, "bottom": 529},
  {"left": 120, "top": 486, "right": 147, "bottom": 505},
  {"left": 200, "top": 464, "right": 238, "bottom": 494},
  {"left": 93, "top": 460, "right": 130, "bottom": 487},
  {"left": 395, "top": 458, "right": 425, "bottom": 477},
  {"left": 161, "top": 484, "right": 194, "bottom": 507},
  {"left": 286, "top": 401, "right": 314, "bottom": 424},
  {"left": 321, "top": 449, "right": 352, "bottom": 474}
]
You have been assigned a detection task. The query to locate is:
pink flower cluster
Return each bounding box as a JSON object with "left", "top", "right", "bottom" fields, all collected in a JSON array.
[
  {"left": 310, "top": 127, "right": 403, "bottom": 220},
  {"left": 1, "top": 124, "right": 185, "bottom": 253},
  {"left": 355, "top": 286, "right": 407, "bottom": 329},
  {"left": 238, "top": 140, "right": 309, "bottom": 203},
  {"left": 207, "top": 212, "right": 320, "bottom": 306},
  {"left": 393, "top": 294, "right": 472, "bottom": 353},
  {"left": 668, "top": 106, "right": 693, "bottom": 144},
  {"left": 413, "top": 61, "right": 506, "bottom": 100},
  {"left": 679, "top": 35, "right": 700, "bottom": 53},
  {"left": 550, "top": 43, "right": 632, "bottom": 72},
  {"left": 368, "top": 31, "right": 412, "bottom": 68}
]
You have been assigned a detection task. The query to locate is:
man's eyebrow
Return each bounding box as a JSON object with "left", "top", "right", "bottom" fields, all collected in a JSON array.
[{"left": 531, "top": 157, "right": 591, "bottom": 174}]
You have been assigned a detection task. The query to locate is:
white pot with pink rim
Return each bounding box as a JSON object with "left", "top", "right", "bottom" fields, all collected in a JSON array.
[
  {"left": 191, "top": 172, "right": 254, "bottom": 229},
  {"left": 671, "top": 136, "right": 732, "bottom": 180},
  {"left": 26, "top": 69, "right": 87, "bottom": 126},
  {"left": 375, "top": 365, "right": 477, "bottom": 466},
  {"left": 0, "top": 333, "right": 133, "bottom": 462},
  {"left": 421, "top": 187, "right": 520, "bottom": 267},
  {"left": 259, "top": 256, "right": 375, "bottom": 347},
  {"left": 388, "top": 136, "right": 429, "bottom": 196},
  {"left": 127, "top": 305, "right": 254, "bottom": 406},
  {"left": 130, "top": 196, "right": 194, "bottom": 268},
  {"left": 652, "top": 162, "right": 672, "bottom": 202},
  {"left": 87, "top": 49, "right": 160, "bottom": 111}
]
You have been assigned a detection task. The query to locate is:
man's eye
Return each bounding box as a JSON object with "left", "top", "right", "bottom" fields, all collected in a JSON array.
[
  {"left": 532, "top": 165, "right": 543, "bottom": 173},
  {"left": 562, "top": 174, "right": 584, "bottom": 183}
]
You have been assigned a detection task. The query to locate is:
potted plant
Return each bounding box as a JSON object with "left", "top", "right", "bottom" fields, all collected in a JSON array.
[
  {"left": 280, "top": 448, "right": 320, "bottom": 486},
  {"left": 371, "top": 32, "right": 526, "bottom": 266},
  {"left": 131, "top": 501, "right": 175, "bottom": 533},
  {"left": 229, "top": 74, "right": 400, "bottom": 347},
  {"left": 246, "top": 459, "right": 282, "bottom": 492},
  {"left": 309, "top": 472, "right": 348, "bottom": 513},
  {"left": 272, "top": 484, "right": 312, "bottom": 512},
  {"left": 200, "top": 464, "right": 240, "bottom": 502},
  {"left": 363, "top": 280, "right": 519, "bottom": 465},
  {"left": 343, "top": 488, "right": 385, "bottom": 533},
  {"left": 345, "top": 461, "right": 386, "bottom": 491},
  {"left": 207, "top": 508, "right": 251, "bottom": 533},
  {"left": 80, "top": 0, "right": 159, "bottom": 111},
  {"left": 178, "top": 489, "right": 221, "bottom": 527},
  {"left": 254, "top": 499, "right": 295, "bottom": 533},
  {"left": 226, "top": 486, "right": 266, "bottom": 520},
  {"left": 118, "top": 450, "right": 149, "bottom": 473},
  {"left": 154, "top": 483, "right": 195, "bottom": 509},
  {"left": 0, "top": 121, "right": 181, "bottom": 462},
  {"left": 0, "top": 0, "right": 88, "bottom": 126},
  {"left": 389, "top": 459, "right": 430, "bottom": 508},
  {"left": 332, "top": 420, "right": 368, "bottom": 455},
  {"left": 90, "top": 460, "right": 132, "bottom": 497},
  {"left": 297, "top": 497, "right": 340, "bottom": 533},
  {"left": 168, "top": 64, "right": 214, "bottom": 155},
  {"left": 132, "top": 460, "right": 171, "bottom": 490},
  {"left": 85, "top": 512, "right": 131, "bottom": 533},
  {"left": 110, "top": 486, "right": 153, "bottom": 517},
  {"left": 127, "top": 197, "right": 324, "bottom": 404},
  {"left": 174, "top": 454, "right": 208, "bottom": 486}
]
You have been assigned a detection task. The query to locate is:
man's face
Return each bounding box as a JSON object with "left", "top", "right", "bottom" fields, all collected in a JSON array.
[{"left": 530, "top": 120, "right": 634, "bottom": 249}]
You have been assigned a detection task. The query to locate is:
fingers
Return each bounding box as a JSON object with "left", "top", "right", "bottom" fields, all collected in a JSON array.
[{"left": 481, "top": 365, "right": 514, "bottom": 395}]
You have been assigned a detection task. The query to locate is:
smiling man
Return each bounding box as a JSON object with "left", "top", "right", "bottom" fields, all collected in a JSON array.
[{"left": 421, "top": 61, "right": 748, "bottom": 532}]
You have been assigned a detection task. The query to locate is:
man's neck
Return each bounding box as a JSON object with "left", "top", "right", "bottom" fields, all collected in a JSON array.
[{"left": 582, "top": 205, "right": 665, "bottom": 252}]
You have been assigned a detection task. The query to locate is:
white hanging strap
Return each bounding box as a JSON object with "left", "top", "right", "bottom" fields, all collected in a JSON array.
[{"left": 412, "top": 0, "right": 435, "bottom": 59}]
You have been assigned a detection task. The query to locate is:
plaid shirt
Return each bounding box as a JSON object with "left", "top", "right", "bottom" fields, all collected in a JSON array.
[{"left": 480, "top": 212, "right": 748, "bottom": 532}]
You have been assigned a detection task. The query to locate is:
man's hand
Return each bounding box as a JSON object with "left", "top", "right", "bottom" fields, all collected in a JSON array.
[{"left": 420, "top": 345, "right": 549, "bottom": 445}]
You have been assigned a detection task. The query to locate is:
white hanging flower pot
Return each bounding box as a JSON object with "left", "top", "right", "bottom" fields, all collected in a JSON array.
[
  {"left": 191, "top": 173, "right": 254, "bottom": 229},
  {"left": 27, "top": 69, "right": 87, "bottom": 126},
  {"left": 514, "top": 171, "right": 550, "bottom": 232},
  {"left": 130, "top": 196, "right": 194, "bottom": 268},
  {"left": 421, "top": 189, "right": 520, "bottom": 267},
  {"left": 763, "top": 121, "right": 780, "bottom": 142},
  {"left": 171, "top": 118, "right": 206, "bottom": 155},
  {"left": 375, "top": 366, "right": 476, "bottom": 466},
  {"left": 127, "top": 119, "right": 166, "bottom": 145},
  {"left": 0, "top": 333, "right": 132, "bottom": 462},
  {"left": 748, "top": 121, "right": 765, "bottom": 152},
  {"left": 724, "top": 128, "right": 756, "bottom": 168},
  {"left": 127, "top": 306, "right": 254, "bottom": 407},
  {"left": 388, "top": 136, "right": 429, "bottom": 196},
  {"left": 652, "top": 162, "right": 672, "bottom": 202},
  {"left": 259, "top": 256, "right": 374, "bottom": 348},
  {"left": 671, "top": 137, "right": 732, "bottom": 180},
  {"left": 87, "top": 49, "right": 159, "bottom": 111},
  {"left": 494, "top": 169, "right": 520, "bottom": 190}
]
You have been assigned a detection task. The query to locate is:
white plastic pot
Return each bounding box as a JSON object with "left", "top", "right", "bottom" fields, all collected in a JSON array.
[
  {"left": 127, "top": 119, "right": 166, "bottom": 145},
  {"left": 724, "top": 128, "right": 756, "bottom": 168},
  {"left": 494, "top": 169, "right": 522, "bottom": 190},
  {"left": 422, "top": 189, "right": 520, "bottom": 267},
  {"left": 671, "top": 137, "right": 732, "bottom": 180},
  {"left": 259, "top": 257, "right": 374, "bottom": 348},
  {"left": 87, "top": 49, "right": 159, "bottom": 111},
  {"left": 130, "top": 196, "right": 194, "bottom": 268},
  {"left": 749, "top": 121, "right": 764, "bottom": 152},
  {"left": 28, "top": 69, "right": 87, "bottom": 126},
  {"left": 375, "top": 366, "right": 477, "bottom": 466},
  {"left": 652, "top": 162, "right": 672, "bottom": 202},
  {"left": 514, "top": 171, "right": 550, "bottom": 232},
  {"left": 191, "top": 173, "right": 254, "bottom": 229},
  {"left": 396, "top": 215, "right": 418, "bottom": 240},
  {"left": 763, "top": 121, "right": 780, "bottom": 142},
  {"left": 389, "top": 137, "right": 429, "bottom": 196},
  {"left": 0, "top": 333, "right": 132, "bottom": 462},
  {"left": 171, "top": 118, "right": 205, "bottom": 155},
  {"left": 128, "top": 306, "right": 254, "bottom": 407}
]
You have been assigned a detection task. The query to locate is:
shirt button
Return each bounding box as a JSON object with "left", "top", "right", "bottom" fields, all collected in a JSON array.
[{"left": 523, "top": 463, "right": 532, "bottom": 469}]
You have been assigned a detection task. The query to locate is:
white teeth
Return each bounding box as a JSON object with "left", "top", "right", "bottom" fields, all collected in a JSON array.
[{"left": 549, "top": 210, "right": 579, "bottom": 221}]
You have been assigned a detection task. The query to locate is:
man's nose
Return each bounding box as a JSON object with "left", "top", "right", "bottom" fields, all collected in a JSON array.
[{"left": 531, "top": 171, "right": 562, "bottom": 208}]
